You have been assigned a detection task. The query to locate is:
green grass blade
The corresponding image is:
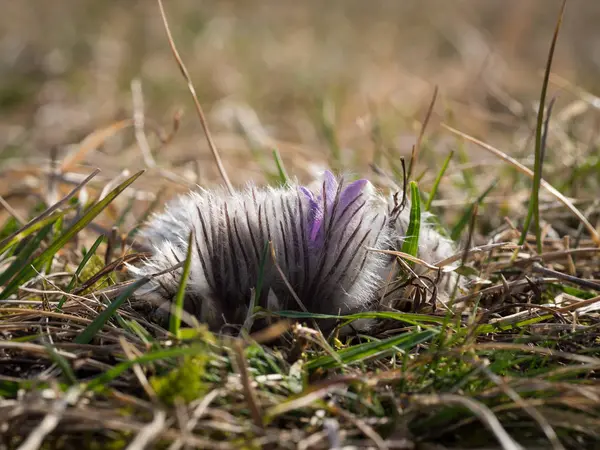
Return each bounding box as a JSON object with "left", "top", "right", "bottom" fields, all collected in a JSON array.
[
  {"left": 272, "top": 149, "right": 290, "bottom": 186},
  {"left": 170, "top": 231, "right": 194, "bottom": 338},
  {"left": 425, "top": 150, "right": 454, "bottom": 211},
  {"left": 126, "top": 319, "right": 154, "bottom": 345},
  {"left": 57, "top": 235, "right": 105, "bottom": 309},
  {"left": 450, "top": 179, "right": 497, "bottom": 242},
  {"left": 0, "top": 170, "right": 144, "bottom": 298},
  {"left": 0, "top": 210, "right": 69, "bottom": 256},
  {"left": 306, "top": 329, "right": 437, "bottom": 370},
  {"left": 401, "top": 181, "right": 421, "bottom": 258},
  {"left": 519, "top": 0, "right": 566, "bottom": 254},
  {"left": 0, "top": 169, "right": 99, "bottom": 255},
  {"left": 44, "top": 344, "right": 77, "bottom": 385},
  {"left": 86, "top": 344, "right": 210, "bottom": 391},
  {"left": 475, "top": 314, "right": 553, "bottom": 334},
  {"left": 44, "top": 214, "right": 65, "bottom": 274},
  {"left": 74, "top": 277, "right": 150, "bottom": 345},
  {"left": 317, "top": 99, "right": 342, "bottom": 171},
  {"left": 272, "top": 310, "right": 446, "bottom": 327},
  {"left": 0, "top": 222, "right": 53, "bottom": 287}
]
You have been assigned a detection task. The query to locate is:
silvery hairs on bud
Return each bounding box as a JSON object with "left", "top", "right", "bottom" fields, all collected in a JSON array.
[
  {"left": 130, "top": 171, "right": 393, "bottom": 332},
  {"left": 374, "top": 192, "right": 462, "bottom": 306},
  {"left": 305, "top": 175, "right": 461, "bottom": 303}
]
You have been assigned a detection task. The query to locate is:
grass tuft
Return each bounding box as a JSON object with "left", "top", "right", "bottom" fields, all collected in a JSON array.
[
  {"left": 519, "top": 0, "right": 567, "bottom": 254},
  {"left": 3, "top": 2, "right": 600, "bottom": 448}
]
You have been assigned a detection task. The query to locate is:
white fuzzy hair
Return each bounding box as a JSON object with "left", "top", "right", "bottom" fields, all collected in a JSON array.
[
  {"left": 131, "top": 172, "right": 462, "bottom": 333},
  {"left": 130, "top": 176, "right": 392, "bottom": 332}
]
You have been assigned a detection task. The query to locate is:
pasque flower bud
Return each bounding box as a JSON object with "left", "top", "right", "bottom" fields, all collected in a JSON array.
[{"left": 130, "top": 171, "right": 459, "bottom": 333}]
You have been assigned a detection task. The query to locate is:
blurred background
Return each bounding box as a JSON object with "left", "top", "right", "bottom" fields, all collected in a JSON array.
[{"left": 0, "top": 0, "right": 599, "bottom": 232}]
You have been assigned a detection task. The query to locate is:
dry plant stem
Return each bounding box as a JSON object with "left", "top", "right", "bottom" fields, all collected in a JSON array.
[
  {"left": 411, "top": 394, "right": 522, "bottom": 450},
  {"left": 532, "top": 264, "right": 600, "bottom": 291},
  {"left": 265, "top": 381, "right": 350, "bottom": 420},
  {"left": 131, "top": 78, "right": 156, "bottom": 168},
  {"left": 441, "top": 123, "right": 600, "bottom": 246},
  {"left": 132, "top": 79, "right": 198, "bottom": 188},
  {"left": 472, "top": 342, "right": 600, "bottom": 365},
  {"left": 332, "top": 407, "right": 388, "bottom": 450},
  {"left": 249, "top": 319, "right": 291, "bottom": 344},
  {"left": 232, "top": 339, "right": 265, "bottom": 432},
  {"left": 468, "top": 358, "right": 564, "bottom": 450},
  {"left": 168, "top": 389, "right": 223, "bottom": 450},
  {"left": 157, "top": 0, "right": 234, "bottom": 194},
  {"left": 119, "top": 336, "right": 158, "bottom": 402},
  {"left": 125, "top": 410, "right": 167, "bottom": 450},
  {"left": 0, "top": 194, "right": 26, "bottom": 223},
  {"left": 10, "top": 405, "right": 231, "bottom": 449},
  {"left": 408, "top": 85, "right": 438, "bottom": 181},
  {"left": 59, "top": 120, "right": 132, "bottom": 173},
  {"left": 369, "top": 242, "right": 519, "bottom": 272},
  {"left": 549, "top": 72, "right": 600, "bottom": 110},
  {"left": 451, "top": 277, "right": 559, "bottom": 307},
  {"left": 16, "top": 386, "right": 83, "bottom": 450},
  {"left": 297, "top": 428, "right": 334, "bottom": 450},
  {"left": 367, "top": 248, "right": 442, "bottom": 271}
]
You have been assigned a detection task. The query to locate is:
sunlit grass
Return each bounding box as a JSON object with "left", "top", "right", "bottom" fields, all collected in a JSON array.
[{"left": 1, "top": 1, "right": 600, "bottom": 449}]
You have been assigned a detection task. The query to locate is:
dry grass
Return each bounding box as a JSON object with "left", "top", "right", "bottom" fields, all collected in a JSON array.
[{"left": 1, "top": 1, "right": 600, "bottom": 449}]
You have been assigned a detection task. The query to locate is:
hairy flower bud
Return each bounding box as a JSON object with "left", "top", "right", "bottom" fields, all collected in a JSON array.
[{"left": 130, "top": 172, "right": 392, "bottom": 332}]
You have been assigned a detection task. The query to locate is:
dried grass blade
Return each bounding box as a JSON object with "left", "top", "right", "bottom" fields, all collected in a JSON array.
[
  {"left": 441, "top": 124, "right": 600, "bottom": 245},
  {"left": 60, "top": 121, "right": 131, "bottom": 173}
]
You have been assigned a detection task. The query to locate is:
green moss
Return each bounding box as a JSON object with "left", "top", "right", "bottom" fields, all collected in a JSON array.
[
  {"left": 150, "top": 353, "right": 211, "bottom": 405},
  {"left": 0, "top": 216, "right": 20, "bottom": 241},
  {"left": 79, "top": 253, "right": 113, "bottom": 294}
]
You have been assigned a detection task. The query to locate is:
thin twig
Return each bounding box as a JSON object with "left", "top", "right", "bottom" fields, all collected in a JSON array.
[
  {"left": 532, "top": 264, "right": 600, "bottom": 291},
  {"left": 16, "top": 386, "right": 83, "bottom": 450},
  {"left": 168, "top": 389, "right": 223, "bottom": 450},
  {"left": 157, "top": 0, "right": 234, "bottom": 193},
  {"left": 125, "top": 409, "right": 167, "bottom": 450},
  {"left": 131, "top": 78, "right": 157, "bottom": 168},
  {"left": 232, "top": 339, "right": 265, "bottom": 431},
  {"left": 0, "top": 194, "right": 26, "bottom": 224},
  {"left": 408, "top": 85, "right": 438, "bottom": 181}
]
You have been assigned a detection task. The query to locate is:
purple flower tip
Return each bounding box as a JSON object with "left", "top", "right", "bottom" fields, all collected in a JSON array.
[{"left": 300, "top": 172, "right": 370, "bottom": 244}]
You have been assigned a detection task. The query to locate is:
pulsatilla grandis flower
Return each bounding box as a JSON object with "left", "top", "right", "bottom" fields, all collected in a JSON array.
[{"left": 131, "top": 171, "right": 459, "bottom": 333}]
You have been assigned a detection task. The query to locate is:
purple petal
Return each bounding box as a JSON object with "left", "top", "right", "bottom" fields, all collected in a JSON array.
[
  {"left": 299, "top": 186, "right": 323, "bottom": 242},
  {"left": 339, "top": 179, "right": 368, "bottom": 212},
  {"left": 310, "top": 216, "right": 322, "bottom": 241},
  {"left": 299, "top": 186, "right": 318, "bottom": 209},
  {"left": 322, "top": 170, "right": 338, "bottom": 206}
]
